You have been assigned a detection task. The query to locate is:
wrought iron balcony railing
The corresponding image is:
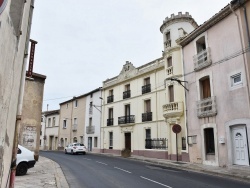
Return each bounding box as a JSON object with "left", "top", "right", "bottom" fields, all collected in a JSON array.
[
  {"left": 86, "top": 126, "right": 95, "bottom": 134},
  {"left": 123, "top": 90, "right": 131, "bottom": 99},
  {"left": 107, "top": 95, "right": 114, "bottom": 103},
  {"left": 142, "top": 112, "right": 152, "bottom": 122},
  {"left": 118, "top": 115, "right": 135, "bottom": 125},
  {"left": 107, "top": 118, "right": 114, "bottom": 126},
  {"left": 142, "top": 84, "right": 151, "bottom": 94},
  {"left": 197, "top": 96, "right": 217, "bottom": 118},
  {"left": 145, "top": 138, "right": 168, "bottom": 149},
  {"left": 193, "top": 47, "right": 212, "bottom": 71}
]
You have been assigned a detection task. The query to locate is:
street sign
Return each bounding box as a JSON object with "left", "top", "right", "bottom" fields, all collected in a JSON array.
[{"left": 172, "top": 124, "right": 182, "bottom": 134}]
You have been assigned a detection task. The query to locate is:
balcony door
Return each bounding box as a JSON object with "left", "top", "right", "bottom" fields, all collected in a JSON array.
[
  {"left": 201, "top": 77, "right": 211, "bottom": 99},
  {"left": 125, "top": 104, "right": 130, "bottom": 123}
]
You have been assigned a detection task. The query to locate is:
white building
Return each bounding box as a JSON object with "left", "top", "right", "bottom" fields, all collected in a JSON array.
[
  {"left": 101, "top": 59, "right": 169, "bottom": 158},
  {"left": 84, "top": 88, "right": 102, "bottom": 152}
]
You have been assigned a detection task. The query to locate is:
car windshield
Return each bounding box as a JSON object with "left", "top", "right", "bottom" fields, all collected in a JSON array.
[{"left": 74, "top": 143, "right": 84, "bottom": 146}]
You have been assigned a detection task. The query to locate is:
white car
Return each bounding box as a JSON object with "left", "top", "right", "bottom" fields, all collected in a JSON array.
[
  {"left": 65, "top": 143, "right": 86, "bottom": 155},
  {"left": 16, "top": 145, "right": 36, "bottom": 176}
]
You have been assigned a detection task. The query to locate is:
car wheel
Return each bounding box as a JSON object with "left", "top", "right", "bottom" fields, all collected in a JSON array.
[
  {"left": 16, "top": 163, "right": 28, "bottom": 176},
  {"left": 83, "top": 152, "right": 86, "bottom": 155},
  {"left": 65, "top": 149, "right": 67, "bottom": 154}
]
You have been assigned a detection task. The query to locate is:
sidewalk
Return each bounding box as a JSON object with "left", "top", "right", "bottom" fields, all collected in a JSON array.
[
  {"left": 15, "top": 153, "right": 250, "bottom": 188},
  {"left": 15, "top": 156, "right": 69, "bottom": 188}
]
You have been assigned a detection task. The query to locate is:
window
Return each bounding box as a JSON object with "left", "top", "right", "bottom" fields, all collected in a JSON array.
[
  {"left": 109, "top": 89, "right": 113, "bottom": 96},
  {"left": 123, "top": 84, "right": 131, "bottom": 99},
  {"left": 52, "top": 117, "right": 56, "bottom": 126},
  {"left": 169, "top": 85, "right": 174, "bottom": 102},
  {"left": 40, "top": 139, "right": 41, "bottom": 146},
  {"left": 74, "top": 118, "right": 77, "bottom": 125},
  {"left": 48, "top": 118, "right": 51, "bottom": 127},
  {"left": 63, "top": 119, "right": 67, "bottom": 129},
  {"left": 200, "top": 77, "right": 211, "bottom": 99},
  {"left": 94, "top": 137, "right": 98, "bottom": 147},
  {"left": 80, "top": 136, "right": 83, "bottom": 143},
  {"left": 89, "top": 102, "right": 93, "bottom": 114},
  {"left": 142, "top": 77, "right": 151, "bottom": 94},
  {"left": 196, "top": 36, "right": 206, "bottom": 54},
  {"left": 165, "top": 31, "right": 171, "bottom": 47},
  {"left": 74, "top": 100, "right": 78, "bottom": 108},
  {"left": 40, "top": 127, "right": 42, "bottom": 135},
  {"left": 145, "top": 100, "right": 151, "bottom": 112},
  {"left": 90, "top": 93, "right": 93, "bottom": 98},
  {"left": 109, "top": 132, "right": 113, "bottom": 149},
  {"left": 231, "top": 73, "right": 242, "bottom": 87},
  {"left": 73, "top": 137, "right": 77, "bottom": 143},
  {"left": 125, "top": 104, "right": 130, "bottom": 117},
  {"left": 145, "top": 129, "right": 151, "bottom": 149},
  {"left": 89, "top": 117, "right": 92, "bottom": 126},
  {"left": 41, "top": 117, "right": 43, "bottom": 122},
  {"left": 107, "top": 108, "right": 113, "bottom": 126},
  {"left": 204, "top": 128, "right": 215, "bottom": 154},
  {"left": 167, "top": 57, "right": 172, "bottom": 67}
]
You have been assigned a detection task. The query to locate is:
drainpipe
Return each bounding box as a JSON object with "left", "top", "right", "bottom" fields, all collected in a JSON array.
[
  {"left": 230, "top": 2, "right": 250, "bottom": 115},
  {"left": 9, "top": 1, "right": 35, "bottom": 188}
]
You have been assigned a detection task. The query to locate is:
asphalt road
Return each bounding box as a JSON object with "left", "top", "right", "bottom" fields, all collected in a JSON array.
[{"left": 40, "top": 151, "right": 250, "bottom": 188}]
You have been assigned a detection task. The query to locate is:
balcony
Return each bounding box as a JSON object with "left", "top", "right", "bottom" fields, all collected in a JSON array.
[
  {"left": 166, "top": 66, "right": 173, "bottom": 76},
  {"left": 72, "top": 124, "right": 77, "bottom": 131},
  {"left": 107, "top": 95, "right": 114, "bottom": 103},
  {"left": 86, "top": 126, "right": 95, "bottom": 134},
  {"left": 145, "top": 138, "right": 168, "bottom": 149},
  {"left": 123, "top": 90, "right": 131, "bottom": 99},
  {"left": 193, "top": 47, "right": 212, "bottom": 71},
  {"left": 164, "top": 39, "right": 171, "bottom": 48},
  {"left": 197, "top": 96, "right": 217, "bottom": 118},
  {"left": 142, "top": 84, "right": 151, "bottom": 94},
  {"left": 163, "top": 101, "right": 184, "bottom": 118},
  {"left": 118, "top": 115, "right": 135, "bottom": 125},
  {"left": 107, "top": 118, "right": 114, "bottom": 126},
  {"left": 142, "top": 112, "right": 152, "bottom": 122}
]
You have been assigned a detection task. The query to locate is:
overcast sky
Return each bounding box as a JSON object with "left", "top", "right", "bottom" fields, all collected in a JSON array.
[{"left": 31, "top": 0, "right": 230, "bottom": 111}]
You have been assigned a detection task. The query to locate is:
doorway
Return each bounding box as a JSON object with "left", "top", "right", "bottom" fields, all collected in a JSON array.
[
  {"left": 231, "top": 125, "right": 249, "bottom": 165},
  {"left": 88, "top": 137, "right": 92, "bottom": 152},
  {"left": 125, "top": 133, "right": 131, "bottom": 150}
]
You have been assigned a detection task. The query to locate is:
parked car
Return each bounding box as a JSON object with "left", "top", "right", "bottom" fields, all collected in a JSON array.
[
  {"left": 16, "top": 145, "right": 36, "bottom": 176},
  {"left": 65, "top": 143, "right": 86, "bottom": 155}
]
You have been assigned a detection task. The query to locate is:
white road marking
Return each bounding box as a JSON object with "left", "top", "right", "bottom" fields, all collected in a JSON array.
[
  {"left": 140, "top": 176, "right": 172, "bottom": 188},
  {"left": 96, "top": 161, "right": 108, "bottom": 165},
  {"left": 114, "top": 167, "right": 132, "bottom": 174},
  {"left": 82, "top": 158, "right": 91, "bottom": 160}
]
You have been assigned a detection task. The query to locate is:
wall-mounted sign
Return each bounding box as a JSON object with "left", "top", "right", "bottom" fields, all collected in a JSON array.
[{"left": 0, "top": 0, "right": 8, "bottom": 15}]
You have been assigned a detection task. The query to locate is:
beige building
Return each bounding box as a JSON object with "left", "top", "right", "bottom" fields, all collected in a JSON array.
[
  {"left": 0, "top": 0, "right": 36, "bottom": 186},
  {"left": 160, "top": 12, "right": 198, "bottom": 161},
  {"left": 19, "top": 72, "right": 46, "bottom": 157},
  {"left": 42, "top": 110, "right": 60, "bottom": 150},
  {"left": 101, "top": 59, "right": 169, "bottom": 158},
  {"left": 58, "top": 95, "right": 87, "bottom": 149},
  {"left": 180, "top": 0, "right": 250, "bottom": 166}
]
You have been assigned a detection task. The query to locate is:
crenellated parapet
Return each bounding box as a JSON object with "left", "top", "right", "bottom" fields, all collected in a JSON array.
[{"left": 160, "top": 12, "right": 198, "bottom": 33}]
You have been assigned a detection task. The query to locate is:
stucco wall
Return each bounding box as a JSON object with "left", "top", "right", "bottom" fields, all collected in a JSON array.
[
  {"left": 183, "top": 7, "right": 250, "bottom": 166},
  {"left": 0, "top": 0, "right": 33, "bottom": 186}
]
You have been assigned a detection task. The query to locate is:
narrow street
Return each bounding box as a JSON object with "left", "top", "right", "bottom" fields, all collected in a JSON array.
[{"left": 41, "top": 151, "right": 250, "bottom": 188}]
